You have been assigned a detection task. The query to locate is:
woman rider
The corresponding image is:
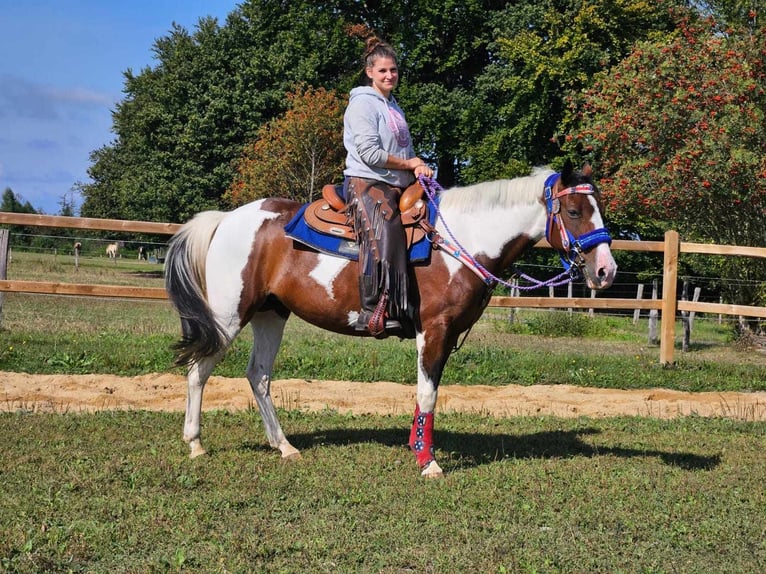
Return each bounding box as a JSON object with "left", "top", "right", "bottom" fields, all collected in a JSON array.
[{"left": 343, "top": 36, "right": 434, "bottom": 337}]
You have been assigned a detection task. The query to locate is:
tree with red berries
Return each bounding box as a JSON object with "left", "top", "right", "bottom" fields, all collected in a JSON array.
[{"left": 568, "top": 19, "right": 766, "bottom": 306}]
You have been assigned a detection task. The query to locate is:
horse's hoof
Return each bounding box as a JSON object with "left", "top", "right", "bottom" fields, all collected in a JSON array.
[
  {"left": 420, "top": 460, "right": 444, "bottom": 479},
  {"left": 189, "top": 440, "right": 207, "bottom": 459},
  {"left": 281, "top": 452, "right": 302, "bottom": 463}
]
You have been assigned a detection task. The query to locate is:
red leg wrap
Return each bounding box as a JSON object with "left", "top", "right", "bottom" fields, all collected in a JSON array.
[{"left": 409, "top": 405, "right": 435, "bottom": 468}]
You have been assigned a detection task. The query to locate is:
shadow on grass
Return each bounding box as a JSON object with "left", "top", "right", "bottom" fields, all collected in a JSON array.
[{"left": 239, "top": 426, "right": 721, "bottom": 472}]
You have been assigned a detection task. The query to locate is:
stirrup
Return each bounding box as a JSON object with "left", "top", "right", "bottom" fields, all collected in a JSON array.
[{"left": 355, "top": 310, "right": 402, "bottom": 337}]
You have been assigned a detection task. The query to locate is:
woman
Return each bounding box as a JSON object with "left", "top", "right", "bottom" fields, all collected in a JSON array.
[{"left": 343, "top": 36, "right": 434, "bottom": 337}]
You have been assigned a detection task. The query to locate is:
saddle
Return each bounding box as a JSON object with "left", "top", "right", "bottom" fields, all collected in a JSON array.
[{"left": 303, "top": 182, "right": 430, "bottom": 248}]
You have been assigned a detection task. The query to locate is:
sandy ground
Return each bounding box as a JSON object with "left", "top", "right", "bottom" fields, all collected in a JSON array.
[{"left": 2, "top": 371, "right": 765, "bottom": 421}]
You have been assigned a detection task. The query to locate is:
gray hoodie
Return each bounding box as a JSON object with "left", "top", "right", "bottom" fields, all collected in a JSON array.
[{"left": 343, "top": 86, "right": 416, "bottom": 188}]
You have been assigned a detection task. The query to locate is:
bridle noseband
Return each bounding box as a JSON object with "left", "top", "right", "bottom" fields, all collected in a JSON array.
[{"left": 544, "top": 173, "right": 612, "bottom": 277}]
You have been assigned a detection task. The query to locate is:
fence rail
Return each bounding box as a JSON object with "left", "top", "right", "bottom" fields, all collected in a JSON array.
[{"left": 2, "top": 212, "right": 765, "bottom": 365}]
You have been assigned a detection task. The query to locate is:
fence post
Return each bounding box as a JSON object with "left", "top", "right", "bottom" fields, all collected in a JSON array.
[
  {"left": 660, "top": 230, "right": 680, "bottom": 365},
  {"left": 681, "top": 280, "right": 690, "bottom": 352},
  {"left": 648, "top": 279, "right": 659, "bottom": 344},
  {"left": 633, "top": 284, "right": 644, "bottom": 324},
  {"left": 689, "top": 287, "right": 701, "bottom": 330},
  {"left": 0, "top": 229, "right": 8, "bottom": 327},
  {"left": 74, "top": 242, "right": 81, "bottom": 271},
  {"left": 507, "top": 279, "right": 518, "bottom": 325}
]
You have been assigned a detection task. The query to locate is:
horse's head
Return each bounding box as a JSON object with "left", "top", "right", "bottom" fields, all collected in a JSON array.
[{"left": 544, "top": 160, "right": 617, "bottom": 289}]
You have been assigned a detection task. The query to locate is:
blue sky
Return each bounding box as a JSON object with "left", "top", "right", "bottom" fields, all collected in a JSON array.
[{"left": 0, "top": 0, "right": 239, "bottom": 214}]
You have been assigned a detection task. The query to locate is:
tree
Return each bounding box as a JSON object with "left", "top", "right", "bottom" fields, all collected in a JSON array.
[
  {"left": 225, "top": 86, "right": 346, "bottom": 206},
  {"left": 463, "top": 0, "right": 684, "bottom": 182},
  {"left": 568, "top": 19, "right": 766, "bottom": 306},
  {"left": 79, "top": 0, "right": 523, "bottom": 221},
  {"left": 80, "top": 3, "right": 359, "bottom": 223},
  {"left": 1, "top": 188, "right": 36, "bottom": 214},
  {"left": 1, "top": 187, "right": 39, "bottom": 249},
  {"left": 694, "top": 0, "right": 763, "bottom": 31}
]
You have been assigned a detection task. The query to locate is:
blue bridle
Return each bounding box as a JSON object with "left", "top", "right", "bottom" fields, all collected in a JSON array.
[{"left": 544, "top": 173, "right": 612, "bottom": 275}]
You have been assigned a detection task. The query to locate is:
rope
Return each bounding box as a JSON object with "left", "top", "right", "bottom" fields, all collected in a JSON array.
[{"left": 417, "top": 175, "right": 575, "bottom": 291}]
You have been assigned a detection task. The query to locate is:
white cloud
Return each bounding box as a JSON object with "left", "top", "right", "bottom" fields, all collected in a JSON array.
[{"left": 0, "top": 74, "right": 115, "bottom": 121}]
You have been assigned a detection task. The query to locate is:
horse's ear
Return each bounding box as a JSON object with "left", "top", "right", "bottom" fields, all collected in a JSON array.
[
  {"left": 582, "top": 162, "right": 592, "bottom": 178},
  {"left": 561, "top": 158, "right": 574, "bottom": 182}
]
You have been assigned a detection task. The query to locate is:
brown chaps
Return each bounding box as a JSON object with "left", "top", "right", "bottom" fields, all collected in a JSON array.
[{"left": 347, "top": 177, "right": 411, "bottom": 335}]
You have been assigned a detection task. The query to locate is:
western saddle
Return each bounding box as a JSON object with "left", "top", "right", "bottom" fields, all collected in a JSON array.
[{"left": 303, "top": 182, "right": 430, "bottom": 248}]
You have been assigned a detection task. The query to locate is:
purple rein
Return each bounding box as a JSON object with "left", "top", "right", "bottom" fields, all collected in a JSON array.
[{"left": 417, "top": 174, "right": 612, "bottom": 290}]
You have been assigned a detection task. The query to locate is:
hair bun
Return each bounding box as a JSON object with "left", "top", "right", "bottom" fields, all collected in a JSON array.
[
  {"left": 364, "top": 36, "right": 382, "bottom": 58},
  {"left": 362, "top": 36, "right": 397, "bottom": 68}
]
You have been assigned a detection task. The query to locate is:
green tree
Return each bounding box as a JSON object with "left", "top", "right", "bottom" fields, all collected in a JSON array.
[
  {"left": 464, "top": 0, "right": 684, "bottom": 182},
  {"left": 80, "top": 0, "right": 517, "bottom": 220},
  {"left": 568, "top": 19, "right": 766, "bottom": 306},
  {"left": 225, "top": 86, "right": 345, "bottom": 206},
  {"left": 77, "top": 145, "right": 126, "bottom": 220},
  {"left": 80, "top": 3, "right": 358, "bottom": 223},
  {"left": 1, "top": 188, "right": 39, "bottom": 249},
  {"left": 695, "top": 0, "right": 763, "bottom": 30},
  {"left": 368, "top": 0, "right": 506, "bottom": 187},
  {"left": 1, "top": 188, "right": 36, "bottom": 214}
]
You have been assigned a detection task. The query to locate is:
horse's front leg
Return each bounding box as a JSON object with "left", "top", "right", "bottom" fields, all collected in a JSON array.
[{"left": 408, "top": 331, "right": 452, "bottom": 478}]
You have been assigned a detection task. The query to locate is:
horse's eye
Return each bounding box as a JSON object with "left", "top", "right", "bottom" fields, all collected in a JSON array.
[{"left": 566, "top": 208, "right": 581, "bottom": 219}]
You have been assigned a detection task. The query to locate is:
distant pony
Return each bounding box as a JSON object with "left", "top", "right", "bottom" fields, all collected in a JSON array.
[
  {"left": 73, "top": 241, "right": 82, "bottom": 270},
  {"left": 106, "top": 243, "right": 119, "bottom": 260}
]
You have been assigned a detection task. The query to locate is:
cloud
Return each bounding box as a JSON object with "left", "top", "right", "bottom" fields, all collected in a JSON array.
[
  {"left": 0, "top": 74, "right": 115, "bottom": 120},
  {"left": 48, "top": 85, "right": 116, "bottom": 107},
  {"left": 27, "top": 138, "right": 60, "bottom": 151}
]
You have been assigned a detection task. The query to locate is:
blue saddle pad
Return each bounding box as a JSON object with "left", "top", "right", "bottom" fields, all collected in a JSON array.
[{"left": 284, "top": 199, "right": 437, "bottom": 263}]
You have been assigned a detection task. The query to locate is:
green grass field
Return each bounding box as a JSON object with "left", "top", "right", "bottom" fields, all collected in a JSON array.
[
  {"left": 1, "top": 249, "right": 765, "bottom": 572},
  {"left": 1, "top": 410, "right": 764, "bottom": 573}
]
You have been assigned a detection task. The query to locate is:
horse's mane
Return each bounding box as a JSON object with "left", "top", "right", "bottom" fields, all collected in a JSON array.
[{"left": 438, "top": 167, "right": 555, "bottom": 213}]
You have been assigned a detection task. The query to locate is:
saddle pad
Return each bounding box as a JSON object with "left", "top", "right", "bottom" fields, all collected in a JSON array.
[{"left": 284, "top": 198, "right": 438, "bottom": 263}]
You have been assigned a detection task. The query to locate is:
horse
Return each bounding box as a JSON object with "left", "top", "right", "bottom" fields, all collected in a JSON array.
[
  {"left": 164, "top": 161, "right": 617, "bottom": 478},
  {"left": 106, "top": 243, "right": 119, "bottom": 259}
]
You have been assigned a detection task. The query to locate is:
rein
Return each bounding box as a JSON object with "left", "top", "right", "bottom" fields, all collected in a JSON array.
[{"left": 417, "top": 175, "right": 604, "bottom": 291}]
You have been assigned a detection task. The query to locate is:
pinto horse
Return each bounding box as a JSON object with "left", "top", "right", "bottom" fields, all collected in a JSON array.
[{"left": 164, "top": 161, "right": 617, "bottom": 477}]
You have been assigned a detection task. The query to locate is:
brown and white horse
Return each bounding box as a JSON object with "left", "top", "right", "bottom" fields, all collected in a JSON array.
[{"left": 164, "top": 162, "right": 617, "bottom": 477}]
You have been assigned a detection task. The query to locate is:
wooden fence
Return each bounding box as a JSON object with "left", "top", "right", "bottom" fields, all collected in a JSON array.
[{"left": 1, "top": 211, "right": 765, "bottom": 366}]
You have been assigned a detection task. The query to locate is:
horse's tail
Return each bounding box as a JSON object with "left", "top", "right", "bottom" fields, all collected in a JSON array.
[{"left": 164, "top": 210, "right": 228, "bottom": 366}]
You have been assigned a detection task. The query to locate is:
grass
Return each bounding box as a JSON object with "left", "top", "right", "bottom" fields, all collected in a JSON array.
[
  {"left": 0, "top": 409, "right": 764, "bottom": 573},
  {"left": 2, "top": 290, "right": 765, "bottom": 392},
  {"left": 1, "top": 251, "right": 765, "bottom": 572}
]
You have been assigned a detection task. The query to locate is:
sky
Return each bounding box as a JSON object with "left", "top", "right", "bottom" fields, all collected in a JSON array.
[{"left": 0, "top": 0, "right": 239, "bottom": 214}]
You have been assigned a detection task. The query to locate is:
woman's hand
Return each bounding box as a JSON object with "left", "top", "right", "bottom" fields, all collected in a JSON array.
[{"left": 408, "top": 157, "right": 434, "bottom": 178}]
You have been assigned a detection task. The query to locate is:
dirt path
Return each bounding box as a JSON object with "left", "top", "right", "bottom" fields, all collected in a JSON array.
[{"left": 2, "top": 371, "right": 765, "bottom": 420}]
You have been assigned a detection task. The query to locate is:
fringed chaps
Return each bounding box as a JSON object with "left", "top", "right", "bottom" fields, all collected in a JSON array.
[{"left": 347, "top": 177, "right": 410, "bottom": 333}]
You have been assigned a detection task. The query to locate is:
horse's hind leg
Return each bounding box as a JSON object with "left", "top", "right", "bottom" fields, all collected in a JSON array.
[
  {"left": 184, "top": 355, "right": 222, "bottom": 458},
  {"left": 247, "top": 310, "right": 300, "bottom": 461}
]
